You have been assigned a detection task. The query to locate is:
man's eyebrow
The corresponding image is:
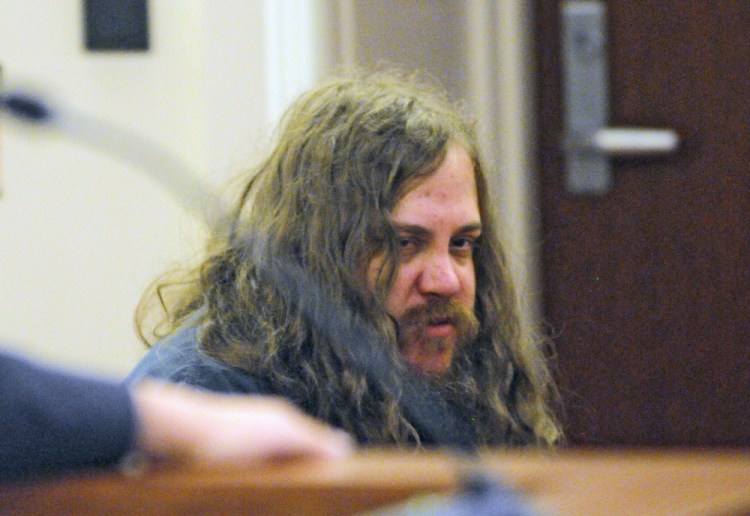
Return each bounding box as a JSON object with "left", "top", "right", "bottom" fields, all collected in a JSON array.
[
  {"left": 458, "top": 223, "right": 483, "bottom": 234},
  {"left": 393, "top": 223, "right": 483, "bottom": 235}
]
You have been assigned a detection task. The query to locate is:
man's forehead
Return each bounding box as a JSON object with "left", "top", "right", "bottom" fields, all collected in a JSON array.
[{"left": 390, "top": 149, "right": 479, "bottom": 222}]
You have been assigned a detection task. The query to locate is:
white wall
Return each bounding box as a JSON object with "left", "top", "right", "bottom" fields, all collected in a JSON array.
[{"left": 0, "top": 1, "right": 279, "bottom": 377}]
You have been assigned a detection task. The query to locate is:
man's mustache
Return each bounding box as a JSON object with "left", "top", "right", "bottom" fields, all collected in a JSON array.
[{"left": 397, "top": 298, "right": 479, "bottom": 342}]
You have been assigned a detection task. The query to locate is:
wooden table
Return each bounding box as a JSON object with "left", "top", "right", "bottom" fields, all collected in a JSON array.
[{"left": 1, "top": 448, "right": 749, "bottom": 515}]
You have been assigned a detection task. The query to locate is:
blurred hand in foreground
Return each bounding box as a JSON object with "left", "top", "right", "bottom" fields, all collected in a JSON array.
[{"left": 132, "top": 381, "right": 354, "bottom": 466}]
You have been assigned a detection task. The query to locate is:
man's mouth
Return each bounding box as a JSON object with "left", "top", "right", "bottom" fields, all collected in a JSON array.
[
  {"left": 395, "top": 299, "right": 480, "bottom": 375},
  {"left": 423, "top": 318, "right": 455, "bottom": 338}
]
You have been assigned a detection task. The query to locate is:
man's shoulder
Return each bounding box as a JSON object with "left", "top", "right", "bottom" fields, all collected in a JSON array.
[{"left": 125, "top": 326, "right": 267, "bottom": 395}]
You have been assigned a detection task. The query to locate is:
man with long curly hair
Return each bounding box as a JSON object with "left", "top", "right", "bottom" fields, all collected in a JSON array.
[{"left": 127, "top": 71, "right": 561, "bottom": 449}]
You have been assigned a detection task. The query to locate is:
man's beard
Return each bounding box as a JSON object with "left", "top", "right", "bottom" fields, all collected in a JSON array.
[{"left": 396, "top": 297, "right": 480, "bottom": 376}]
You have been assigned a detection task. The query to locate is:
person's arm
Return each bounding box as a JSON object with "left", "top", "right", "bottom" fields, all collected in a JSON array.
[
  {"left": 0, "top": 352, "right": 134, "bottom": 480},
  {"left": 0, "top": 352, "right": 352, "bottom": 482}
]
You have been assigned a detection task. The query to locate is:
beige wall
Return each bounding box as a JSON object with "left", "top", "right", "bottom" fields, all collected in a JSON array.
[{"left": 0, "top": 1, "right": 273, "bottom": 377}]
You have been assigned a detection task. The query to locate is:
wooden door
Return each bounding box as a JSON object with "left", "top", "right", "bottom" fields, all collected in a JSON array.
[{"left": 535, "top": 1, "right": 750, "bottom": 446}]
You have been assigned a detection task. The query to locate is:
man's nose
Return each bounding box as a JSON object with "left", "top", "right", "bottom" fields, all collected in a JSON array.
[{"left": 417, "top": 253, "right": 461, "bottom": 297}]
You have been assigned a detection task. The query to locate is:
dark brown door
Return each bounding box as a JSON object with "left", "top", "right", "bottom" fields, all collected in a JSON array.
[{"left": 535, "top": 1, "right": 750, "bottom": 446}]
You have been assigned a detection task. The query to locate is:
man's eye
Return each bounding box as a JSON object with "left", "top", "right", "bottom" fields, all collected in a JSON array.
[
  {"left": 451, "top": 237, "right": 479, "bottom": 254},
  {"left": 398, "top": 236, "right": 419, "bottom": 253},
  {"left": 399, "top": 237, "right": 415, "bottom": 248}
]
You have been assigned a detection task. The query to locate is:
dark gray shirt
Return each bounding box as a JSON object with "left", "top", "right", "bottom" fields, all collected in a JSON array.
[{"left": 126, "top": 326, "right": 268, "bottom": 395}]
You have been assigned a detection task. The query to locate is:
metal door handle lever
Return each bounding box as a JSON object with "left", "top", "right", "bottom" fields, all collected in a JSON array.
[
  {"left": 562, "top": 1, "right": 680, "bottom": 194},
  {"left": 568, "top": 127, "right": 680, "bottom": 156}
]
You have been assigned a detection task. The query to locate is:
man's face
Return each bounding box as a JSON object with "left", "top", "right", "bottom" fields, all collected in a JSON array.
[{"left": 369, "top": 144, "right": 481, "bottom": 375}]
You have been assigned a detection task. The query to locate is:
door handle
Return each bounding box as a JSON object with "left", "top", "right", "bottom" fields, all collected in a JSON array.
[
  {"left": 561, "top": 1, "right": 680, "bottom": 194},
  {"left": 569, "top": 127, "right": 679, "bottom": 156}
]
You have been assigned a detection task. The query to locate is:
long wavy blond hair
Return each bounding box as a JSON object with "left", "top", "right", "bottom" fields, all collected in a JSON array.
[{"left": 137, "top": 71, "right": 562, "bottom": 447}]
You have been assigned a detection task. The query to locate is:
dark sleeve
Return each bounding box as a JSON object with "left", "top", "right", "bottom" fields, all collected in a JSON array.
[
  {"left": 0, "top": 352, "right": 135, "bottom": 482},
  {"left": 125, "top": 326, "right": 268, "bottom": 395}
]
